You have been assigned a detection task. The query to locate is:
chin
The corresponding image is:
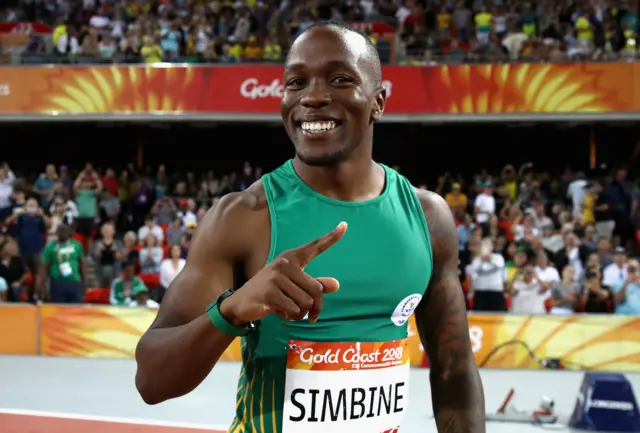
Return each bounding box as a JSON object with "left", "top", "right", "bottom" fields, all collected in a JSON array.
[{"left": 295, "top": 148, "right": 348, "bottom": 167}]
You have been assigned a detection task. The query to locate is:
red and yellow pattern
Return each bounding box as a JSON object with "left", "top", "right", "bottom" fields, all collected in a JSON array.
[
  {"left": 287, "top": 340, "right": 409, "bottom": 371},
  {"left": 0, "top": 63, "right": 637, "bottom": 115},
  {"left": 6, "top": 304, "right": 640, "bottom": 372}
]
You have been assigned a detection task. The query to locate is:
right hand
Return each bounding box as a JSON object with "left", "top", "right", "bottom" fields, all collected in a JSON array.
[{"left": 220, "top": 222, "right": 348, "bottom": 325}]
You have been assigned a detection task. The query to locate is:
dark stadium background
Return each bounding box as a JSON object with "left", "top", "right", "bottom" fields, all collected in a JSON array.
[{"left": 4, "top": 122, "right": 639, "bottom": 184}]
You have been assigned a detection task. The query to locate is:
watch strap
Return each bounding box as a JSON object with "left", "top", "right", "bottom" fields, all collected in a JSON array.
[{"left": 206, "top": 289, "right": 255, "bottom": 337}]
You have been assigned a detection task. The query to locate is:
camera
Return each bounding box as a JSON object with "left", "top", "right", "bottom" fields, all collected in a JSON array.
[{"left": 586, "top": 267, "right": 599, "bottom": 280}]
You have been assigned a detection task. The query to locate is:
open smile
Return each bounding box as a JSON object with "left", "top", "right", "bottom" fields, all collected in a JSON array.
[{"left": 296, "top": 120, "right": 343, "bottom": 138}]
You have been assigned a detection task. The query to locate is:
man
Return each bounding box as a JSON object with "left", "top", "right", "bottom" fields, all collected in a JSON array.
[
  {"left": 473, "top": 181, "right": 495, "bottom": 235},
  {"left": 0, "top": 239, "right": 29, "bottom": 302},
  {"left": 39, "top": 224, "right": 84, "bottom": 303},
  {"left": 468, "top": 238, "right": 506, "bottom": 311},
  {"left": 613, "top": 259, "right": 640, "bottom": 315},
  {"left": 5, "top": 197, "right": 48, "bottom": 280},
  {"left": 73, "top": 173, "right": 102, "bottom": 254},
  {"left": 602, "top": 246, "right": 628, "bottom": 288},
  {"left": 138, "top": 214, "right": 164, "bottom": 246},
  {"left": 135, "top": 22, "right": 485, "bottom": 433},
  {"left": 111, "top": 262, "right": 149, "bottom": 306}
]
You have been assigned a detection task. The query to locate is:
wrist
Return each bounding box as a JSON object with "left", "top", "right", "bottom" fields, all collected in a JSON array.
[{"left": 218, "top": 297, "right": 247, "bottom": 327}]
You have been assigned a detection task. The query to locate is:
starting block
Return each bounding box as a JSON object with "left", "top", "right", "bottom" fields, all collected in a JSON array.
[
  {"left": 486, "top": 388, "right": 558, "bottom": 425},
  {"left": 569, "top": 372, "right": 640, "bottom": 432}
]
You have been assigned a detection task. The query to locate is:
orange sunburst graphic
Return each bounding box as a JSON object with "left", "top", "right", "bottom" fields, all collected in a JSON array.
[
  {"left": 23, "top": 66, "right": 200, "bottom": 114},
  {"left": 474, "top": 315, "right": 640, "bottom": 371},
  {"left": 40, "top": 305, "right": 155, "bottom": 357},
  {"left": 424, "top": 63, "right": 630, "bottom": 114}
]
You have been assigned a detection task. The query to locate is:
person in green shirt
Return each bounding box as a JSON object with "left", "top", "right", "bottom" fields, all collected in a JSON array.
[
  {"left": 40, "top": 224, "right": 84, "bottom": 303},
  {"left": 110, "top": 261, "right": 148, "bottom": 306},
  {"left": 74, "top": 175, "right": 102, "bottom": 254}
]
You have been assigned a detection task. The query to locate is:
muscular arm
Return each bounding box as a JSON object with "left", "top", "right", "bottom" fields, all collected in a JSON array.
[
  {"left": 414, "top": 190, "right": 486, "bottom": 433},
  {"left": 134, "top": 189, "right": 262, "bottom": 405}
]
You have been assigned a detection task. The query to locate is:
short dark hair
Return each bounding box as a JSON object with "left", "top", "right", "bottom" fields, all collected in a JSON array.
[{"left": 289, "top": 20, "right": 382, "bottom": 87}]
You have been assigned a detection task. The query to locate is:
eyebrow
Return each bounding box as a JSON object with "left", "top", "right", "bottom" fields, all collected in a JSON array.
[{"left": 285, "top": 60, "right": 356, "bottom": 73}]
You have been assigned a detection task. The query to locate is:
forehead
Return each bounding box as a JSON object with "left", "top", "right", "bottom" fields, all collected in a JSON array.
[{"left": 286, "top": 26, "right": 369, "bottom": 71}]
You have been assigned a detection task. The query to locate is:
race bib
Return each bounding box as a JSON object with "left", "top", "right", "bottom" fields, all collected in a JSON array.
[
  {"left": 59, "top": 262, "right": 72, "bottom": 277},
  {"left": 283, "top": 339, "right": 410, "bottom": 433}
]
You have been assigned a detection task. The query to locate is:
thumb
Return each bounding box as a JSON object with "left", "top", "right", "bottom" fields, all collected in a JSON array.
[{"left": 316, "top": 277, "right": 340, "bottom": 294}]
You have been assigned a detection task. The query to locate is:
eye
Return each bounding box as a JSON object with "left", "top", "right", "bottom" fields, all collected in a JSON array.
[
  {"left": 331, "top": 76, "right": 354, "bottom": 84},
  {"left": 286, "top": 78, "right": 306, "bottom": 88}
]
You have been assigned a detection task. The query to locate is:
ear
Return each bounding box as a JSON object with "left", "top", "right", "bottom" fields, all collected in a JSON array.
[{"left": 370, "top": 86, "right": 387, "bottom": 123}]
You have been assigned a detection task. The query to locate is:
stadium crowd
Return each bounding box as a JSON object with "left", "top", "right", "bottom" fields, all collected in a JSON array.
[
  {"left": 4, "top": 0, "right": 639, "bottom": 65},
  {"left": 0, "top": 159, "right": 639, "bottom": 317}
]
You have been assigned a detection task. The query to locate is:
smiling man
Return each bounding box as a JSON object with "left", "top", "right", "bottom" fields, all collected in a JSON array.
[{"left": 135, "top": 22, "right": 485, "bottom": 433}]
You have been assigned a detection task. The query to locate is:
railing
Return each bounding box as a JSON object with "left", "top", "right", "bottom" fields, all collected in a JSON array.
[{"left": 1, "top": 303, "right": 639, "bottom": 371}]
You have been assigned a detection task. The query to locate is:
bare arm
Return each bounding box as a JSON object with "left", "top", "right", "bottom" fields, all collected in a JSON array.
[
  {"left": 414, "top": 190, "right": 486, "bottom": 433},
  {"left": 134, "top": 191, "right": 258, "bottom": 405}
]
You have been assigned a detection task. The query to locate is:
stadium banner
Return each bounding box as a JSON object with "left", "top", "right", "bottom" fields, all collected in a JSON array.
[
  {"left": 0, "top": 304, "right": 38, "bottom": 355},
  {"left": 0, "top": 22, "right": 52, "bottom": 34},
  {"left": 0, "top": 63, "right": 637, "bottom": 120},
  {"left": 32, "top": 305, "right": 640, "bottom": 371}
]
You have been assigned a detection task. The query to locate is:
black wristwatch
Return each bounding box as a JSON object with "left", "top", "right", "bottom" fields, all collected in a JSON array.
[{"left": 206, "top": 288, "right": 256, "bottom": 337}]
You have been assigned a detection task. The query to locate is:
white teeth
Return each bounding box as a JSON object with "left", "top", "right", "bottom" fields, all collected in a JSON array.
[{"left": 301, "top": 121, "right": 337, "bottom": 133}]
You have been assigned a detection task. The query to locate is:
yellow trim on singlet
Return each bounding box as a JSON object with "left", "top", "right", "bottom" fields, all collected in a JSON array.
[{"left": 259, "top": 368, "right": 266, "bottom": 432}]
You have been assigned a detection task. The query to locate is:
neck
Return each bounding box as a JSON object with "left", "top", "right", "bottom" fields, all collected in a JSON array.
[{"left": 292, "top": 154, "right": 384, "bottom": 202}]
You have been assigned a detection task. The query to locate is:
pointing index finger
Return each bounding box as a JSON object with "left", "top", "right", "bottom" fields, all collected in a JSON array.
[{"left": 286, "top": 221, "right": 348, "bottom": 268}]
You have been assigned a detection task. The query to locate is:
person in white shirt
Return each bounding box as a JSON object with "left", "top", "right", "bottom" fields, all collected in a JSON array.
[
  {"left": 510, "top": 263, "right": 548, "bottom": 314},
  {"left": 602, "top": 247, "right": 628, "bottom": 288},
  {"left": 567, "top": 172, "right": 587, "bottom": 217},
  {"left": 138, "top": 215, "right": 164, "bottom": 246},
  {"left": 158, "top": 244, "right": 186, "bottom": 303},
  {"left": 535, "top": 252, "right": 560, "bottom": 287},
  {"left": 129, "top": 285, "right": 160, "bottom": 309},
  {"left": 474, "top": 181, "right": 496, "bottom": 228},
  {"left": 469, "top": 238, "right": 506, "bottom": 311}
]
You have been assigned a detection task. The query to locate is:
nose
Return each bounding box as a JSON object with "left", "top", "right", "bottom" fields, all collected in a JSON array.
[{"left": 300, "top": 80, "right": 331, "bottom": 108}]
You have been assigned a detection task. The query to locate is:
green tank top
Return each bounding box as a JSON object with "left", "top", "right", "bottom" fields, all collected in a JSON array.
[{"left": 228, "top": 160, "right": 433, "bottom": 433}]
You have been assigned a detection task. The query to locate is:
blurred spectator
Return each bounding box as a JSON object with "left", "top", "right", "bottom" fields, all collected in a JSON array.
[
  {"left": 110, "top": 261, "right": 148, "bottom": 306},
  {"left": 93, "top": 222, "right": 123, "bottom": 288},
  {"left": 613, "top": 258, "right": 640, "bottom": 315},
  {"left": 0, "top": 275, "right": 7, "bottom": 302},
  {"left": 166, "top": 217, "right": 185, "bottom": 246},
  {"left": 122, "top": 230, "right": 140, "bottom": 268},
  {"left": 74, "top": 165, "right": 102, "bottom": 254},
  {"left": 158, "top": 244, "right": 186, "bottom": 302},
  {"left": 39, "top": 225, "right": 84, "bottom": 304},
  {"left": 0, "top": 239, "right": 29, "bottom": 303},
  {"left": 33, "top": 164, "right": 58, "bottom": 209},
  {"left": 130, "top": 284, "right": 159, "bottom": 309},
  {"left": 510, "top": 262, "right": 547, "bottom": 314},
  {"left": 581, "top": 265, "right": 613, "bottom": 313},
  {"left": 0, "top": 164, "right": 15, "bottom": 222},
  {"left": 5, "top": 197, "right": 48, "bottom": 280},
  {"left": 151, "top": 196, "right": 177, "bottom": 226},
  {"left": 139, "top": 234, "right": 163, "bottom": 275},
  {"left": 549, "top": 265, "right": 581, "bottom": 315},
  {"left": 138, "top": 215, "right": 164, "bottom": 245},
  {"left": 468, "top": 238, "right": 505, "bottom": 311},
  {"left": 603, "top": 246, "right": 628, "bottom": 287}
]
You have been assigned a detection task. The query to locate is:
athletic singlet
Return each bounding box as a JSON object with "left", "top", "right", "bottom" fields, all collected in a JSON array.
[{"left": 228, "top": 160, "right": 433, "bottom": 433}]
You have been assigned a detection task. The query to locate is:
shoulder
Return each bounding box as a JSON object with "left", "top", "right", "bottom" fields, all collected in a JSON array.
[
  {"left": 191, "top": 180, "right": 269, "bottom": 259},
  {"left": 412, "top": 188, "right": 458, "bottom": 265},
  {"left": 413, "top": 188, "right": 457, "bottom": 242}
]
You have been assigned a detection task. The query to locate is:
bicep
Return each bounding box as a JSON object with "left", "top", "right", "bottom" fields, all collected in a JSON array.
[{"left": 414, "top": 190, "right": 474, "bottom": 373}]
